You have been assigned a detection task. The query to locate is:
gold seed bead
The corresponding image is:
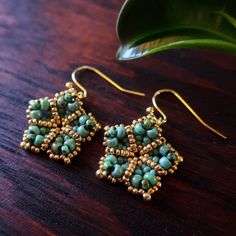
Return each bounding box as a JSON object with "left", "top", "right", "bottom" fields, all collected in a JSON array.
[
  {"left": 64, "top": 158, "right": 71, "bottom": 165},
  {"left": 96, "top": 170, "right": 103, "bottom": 179},
  {"left": 143, "top": 193, "right": 151, "bottom": 201},
  {"left": 128, "top": 186, "right": 133, "bottom": 192}
]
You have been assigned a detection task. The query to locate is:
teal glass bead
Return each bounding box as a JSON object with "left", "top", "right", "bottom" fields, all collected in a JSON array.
[
  {"left": 111, "top": 164, "right": 123, "bottom": 178},
  {"left": 106, "top": 154, "right": 117, "bottom": 165},
  {"left": 106, "top": 137, "right": 118, "bottom": 148},
  {"left": 152, "top": 156, "right": 159, "bottom": 163},
  {"left": 40, "top": 127, "right": 48, "bottom": 136},
  {"left": 159, "top": 144, "right": 170, "bottom": 156},
  {"left": 72, "top": 126, "right": 78, "bottom": 132},
  {"left": 152, "top": 148, "right": 159, "bottom": 155},
  {"left": 135, "top": 135, "right": 142, "bottom": 141},
  {"left": 57, "top": 96, "right": 66, "bottom": 107},
  {"left": 122, "top": 163, "right": 128, "bottom": 170},
  {"left": 85, "top": 119, "right": 94, "bottom": 127},
  {"left": 28, "top": 125, "right": 40, "bottom": 135},
  {"left": 117, "top": 143, "right": 123, "bottom": 149},
  {"left": 77, "top": 125, "right": 89, "bottom": 137},
  {"left": 40, "top": 99, "right": 50, "bottom": 111},
  {"left": 143, "top": 119, "right": 152, "bottom": 129},
  {"left": 64, "top": 139, "right": 76, "bottom": 151},
  {"left": 103, "top": 160, "right": 113, "bottom": 171},
  {"left": 143, "top": 172, "right": 157, "bottom": 186},
  {"left": 79, "top": 115, "right": 89, "bottom": 125},
  {"left": 159, "top": 156, "right": 172, "bottom": 170},
  {"left": 64, "top": 93, "right": 73, "bottom": 102},
  {"left": 108, "top": 127, "right": 116, "bottom": 137},
  {"left": 29, "top": 100, "right": 40, "bottom": 110},
  {"left": 117, "top": 126, "right": 126, "bottom": 139},
  {"left": 64, "top": 135, "right": 71, "bottom": 141},
  {"left": 167, "top": 153, "right": 177, "bottom": 162},
  {"left": 134, "top": 168, "right": 143, "bottom": 176},
  {"left": 141, "top": 179, "right": 150, "bottom": 190},
  {"left": 55, "top": 136, "right": 64, "bottom": 143},
  {"left": 143, "top": 166, "right": 151, "bottom": 173},
  {"left": 68, "top": 102, "right": 79, "bottom": 112},
  {"left": 134, "top": 123, "right": 145, "bottom": 135},
  {"left": 61, "top": 145, "right": 70, "bottom": 155},
  {"left": 52, "top": 143, "right": 60, "bottom": 154},
  {"left": 147, "top": 128, "right": 158, "bottom": 139},
  {"left": 150, "top": 169, "right": 157, "bottom": 176},
  {"left": 143, "top": 137, "right": 151, "bottom": 145},
  {"left": 30, "top": 110, "right": 42, "bottom": 120},
  {"left": 117, "top": 156, "right": 123, "bottom": 164},
  {"left": 27, "top": 133, "right": 36, "bottom": 143},
  {"left": 131, "top": 174, "right": 143, "bottom": 188},
  {"left": 34, "top": 135, "right": 44, "bottom": 146}
]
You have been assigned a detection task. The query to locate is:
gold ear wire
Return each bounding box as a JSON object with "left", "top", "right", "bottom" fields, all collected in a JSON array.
[
  {"left": 71, "top": 65, "right": 145, "bottom": 98},
  {"left": 152, "top": 89, "right": 227, "bottom": 139}
]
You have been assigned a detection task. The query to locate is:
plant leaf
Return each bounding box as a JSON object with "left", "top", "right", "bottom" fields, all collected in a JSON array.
[{"left": 116, "top": 0, "right": 236, "bottom": 60}]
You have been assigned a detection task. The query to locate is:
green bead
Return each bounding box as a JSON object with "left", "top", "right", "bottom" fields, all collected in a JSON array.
[
  {"left": 64, "top": 135, "right": 71, "bottom": 141},
  {"left": 64, "top": 139, "right": 76, "bottom": 151},
  {"left": 135, "top": 135, "right": 143, "bottom": 141},
  {"left": 117, "top": 156, "right": 123, "bottom": 164},
  {"left": 85, "top": 119, "right": 94, "bottom": 127},
  {"left": 61, "top": 145, "right": 70, "bottom": 155},
  {"left": 167, "top": 153, "right": 177, "bottom": 162},
  {"left": 64, "top": 93, "right": 73, "bottom": 102},
  {"left": 150, "top": 169, "right": 157, "bottom": 176},
  {"left": 79, "top": 115, "right": 89, "bottom": 125},
  {"left": 29, "top": 100, "right": 40, "bottom": 109},
  {"left": 57, "top": 96, "right": 66, "bottom": 107},
  {"left": 122, "top": 163, "right": 128, "bottom": 170},
  {"left": 106, "top": 154, "right": 117, "bottom": 164},
  {"left": 40, "top": 127, "right": 48, "bottom": 136},
  {"left": 52, "top": 143, "right": 61, "bottom": 154},
  {"left": 68, "top": 102, "right": 79, "bottom": 112},
  {"left": 143, "top": 119, "right": 152, "bottom": 129},
  {"left": 143, "top": 137, "right": 151, "bottom": 145},
  {"left": 143, "top": 172, "right": 157, "bottom": 186},
  {"left": 152, "top": 156, "right": 159, "bottom": 163},
  {"left": 55, "top": 136, "right": 64, "bottom": 143},
  {"left": 34, "top": 135, "right": 44, "bottom": 146},
  {"left": 143, "top": 166, "right": 151, "bottom": 173},
  {"left": 28, "top": 125, "right": 40, "bottom": 135},
  {"left": 27, "top": 133, "right": 36, "bottom": 143},
  {"left": 77, "top": 125, "right": 89, "bottom": 137},
  {"left": 131, "top": 174, "right": 143, "bottom": 188},
  {"left": 117, "top": 126, "right": 126, "bottom": 139},
  {"left": 111, "top": 164, "right": 123, "bottom": 178},
  {"left": 141, "top": 179, "right": 150, "bottom": 190},
  {"left": 147, "top": 128, "right": 158, "bottom": 139},
  {"left": 134, "top": 123, "right": 145, "bottom": 135},
  {"left": 40, "top": 99, "right": 50, "bottom": 111},
  {"left": 152, "top": 148, "right": 159, "bottom": 155},
  {"left": 159, "top": 144, "right": 170, "bottom": 156},
  {"left": 108, "top": 127, "right": 116, "bottom": 137},
  {"left": 72, "top": 126, "right": 78, "bottom": 132},
  {"left": 106, "top": 137, "right": 118, "bottom": 148},
  {"left": 159, "top": 156, "right": 172, "bottom": 170},
  {"left": 134, "top": 169, "right": 143, "bottom": 176},
  {"left": 30, "top": 110, "right": 42, "bottom": 120},
  {"left": 103, "top": 160, "right": 113, "bottom": 171},
  {"left": 117, "top": 143, "right": 123, "bottom": 149}
]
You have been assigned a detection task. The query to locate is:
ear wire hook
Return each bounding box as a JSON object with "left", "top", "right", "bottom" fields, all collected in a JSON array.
[
  {"left": 71, "top": 65, "right": 145, "bottom": 98},
  {"left": 152, "top": 89, "right": 227, "bottom": 139}
]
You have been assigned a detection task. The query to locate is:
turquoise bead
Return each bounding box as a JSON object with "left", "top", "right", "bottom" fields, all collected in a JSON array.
[
  {"left": 34, "top": 135, "right": 44, "bottom": 146},
  {"left": 106, "top": 154, "right": 117, "bottom": 164},
  {"left": 152, "top": 156, "right": 159, "bottom": 163},
  {"left": 29, "top": 126, "right": 40, "bottom": 135},
  {"left": 55, "top": 136, "right": 64, "bottom": 143},
  {"left": 134, "top": 168, "right": 143, "bottom": 176},
  {"left": 117, "top": 156, "right": 123, "bottom": 164},
  {"left": 143, "top": 166, "right": 151, "bottom": 173},
  {"left": 143, "top": 137, "right": 151, "bottom": 145},
  {"left": 57, "top": 96, "right": 66, "bottom": 107},
  {"left": 30, "top": 110, "right": 42, "bottom": 120},
  {"left": 134, "top": 123, "right": 145, "bottom": 135},
  {"left": 141, "top": 179, "right": 150, "bottom": 190},
  {"left": 167, "top": 153, "right": 177, "bottom": 162},
  {"left": 103, "top": 160, "right": 113, "bottom": 171},
  {"left": 106, "top": 137, "right": 118, "bottom": 148},
  {"left": 68, "top": 102, "right": 79, "bottom": 112},
  {"left": 77, "top": 125, "right": 89, "bottom": 137},
  {"left": 108, "top": 127, "right": 116, "bottom": 137},
  {"left": 79, "top": 115, "right": 89, "bottom": 125},
  {"left": 131, "top": 174, "right": 143, "bottom": 188},
  {"left": 64, "top": 93, "right": 73, "bottom": 102},
  {"left": 64, "top": 139, "right": 76, "bottom": 151},
  {"left": 147, "top": 128, "right": 158, "bottom": 139},
  {"left": 135, "top": 135, "right": 142, "bottom": 141},
  {"left": 117, "top": 143, "right": 123, "bottom": 149},
  {"left": 143, "top": 119, "right": 152, "bottom": 129},
  {"left": 52, "top": 143, "right": 60, "bottom": 154},
  {"left": 64, "top": 135, "right": 71, "bottom": 141},
  {"left": 150, "top": 169, "right": 157, "bottom": 176},
  {"left": 29, "top": 100, "right": 40, "bottom": 109},
  {"left": 61, "top": 145, "right": 70, "bottom": 155},
  {"left": 152, "top": 148, "right": 159, "bottom": 155},
  {"left": 143, "top": 172, "right": 157, "bottom": 186},
  {"left": 159, "top": 156, "right": 172, "bottom": 170},
  {"left": 86, "top": 119, "right": 94, "bottom": 127},
  {"left": 27, "top": 133, "right": 35, "bottom": 143},
  {"left": 122, "top": 163, "right": 128, "bottom": 170},
  {"left": 111, "top": 164, "right": 123, "bottom": 178},
  {"left": 40, "top": 99, "right": 50, "bottom": 111},
  {"left": 40, "top": 127, "right": 48, "bottom": 136},
  {"left": 159, "top": 144, "right": 170, "bottom": 156},
  {"left": 117, "top": 126, "right": 126, "bottom": 139},
  {"left": 72, "top": 126, "right": 78, "bottom": 132}
]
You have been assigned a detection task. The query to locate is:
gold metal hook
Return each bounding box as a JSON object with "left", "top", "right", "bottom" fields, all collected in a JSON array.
[
  {"left": 71, "top": 65, "right": 145, "bottom": 97},
  {"left": 152, "top": 89, "right": 227, "bottom": 139}
]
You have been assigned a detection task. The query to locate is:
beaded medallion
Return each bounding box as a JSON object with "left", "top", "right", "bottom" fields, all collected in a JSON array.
[
  {"left": 96, "top": 107, "right": 183, "bottom": 201},
  {"left": 21, "top": 83, "right": 101, "bottom": 164}
]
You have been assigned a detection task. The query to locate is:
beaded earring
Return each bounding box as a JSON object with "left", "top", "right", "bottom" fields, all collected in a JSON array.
[
  {"left": 20, "top": 65, "right": 144, "bottom": 164},
  {"left": 96, "top": 89, "right": 227, "bottom": 201}
]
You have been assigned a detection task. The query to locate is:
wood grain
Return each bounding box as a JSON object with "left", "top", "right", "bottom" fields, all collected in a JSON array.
[{"left": 0, "top": 0, "right": 235, "bottom": 235}]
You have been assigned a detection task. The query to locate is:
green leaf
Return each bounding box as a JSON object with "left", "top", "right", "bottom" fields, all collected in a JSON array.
[{"left": 116, "top": 0, "right": 236, "bottom": 60}]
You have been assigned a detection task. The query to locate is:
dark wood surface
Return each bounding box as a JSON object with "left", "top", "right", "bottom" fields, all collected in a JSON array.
[{"left": 0, "top": 0, "right": 236, "bottom": 235}]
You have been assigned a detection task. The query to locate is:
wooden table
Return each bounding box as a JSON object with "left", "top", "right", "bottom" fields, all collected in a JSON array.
[{"left": 0, "top": 0, "right": 235, "bottom": 235}]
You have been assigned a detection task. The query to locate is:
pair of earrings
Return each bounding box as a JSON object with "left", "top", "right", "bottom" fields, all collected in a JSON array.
[{"left": 21, "top": 65, "right": 226, "bottom": 201}]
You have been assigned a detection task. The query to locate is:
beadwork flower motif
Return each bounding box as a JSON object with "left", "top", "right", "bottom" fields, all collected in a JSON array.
[
  {"left": 96, "top": 107, "right": 183, "bottom": 201},
  {"left": 21, "top": 84, "right": 101, "bottom": 164}
]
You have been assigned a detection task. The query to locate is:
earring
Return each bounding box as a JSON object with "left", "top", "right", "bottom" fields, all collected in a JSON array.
[
  {"left": 20, "top": 65, "right": 145, "bottom": 165},
  {"left": 96, "top": 89, "right": 227, "bottom": 201}
]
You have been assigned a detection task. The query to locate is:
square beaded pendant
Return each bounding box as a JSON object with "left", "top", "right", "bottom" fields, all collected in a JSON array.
[
  {"left": 96, "top": 107, "right": 183, "bottom": 201},
  {"left": 21, "top": 83, "right": 101, "bottom": 165}
]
